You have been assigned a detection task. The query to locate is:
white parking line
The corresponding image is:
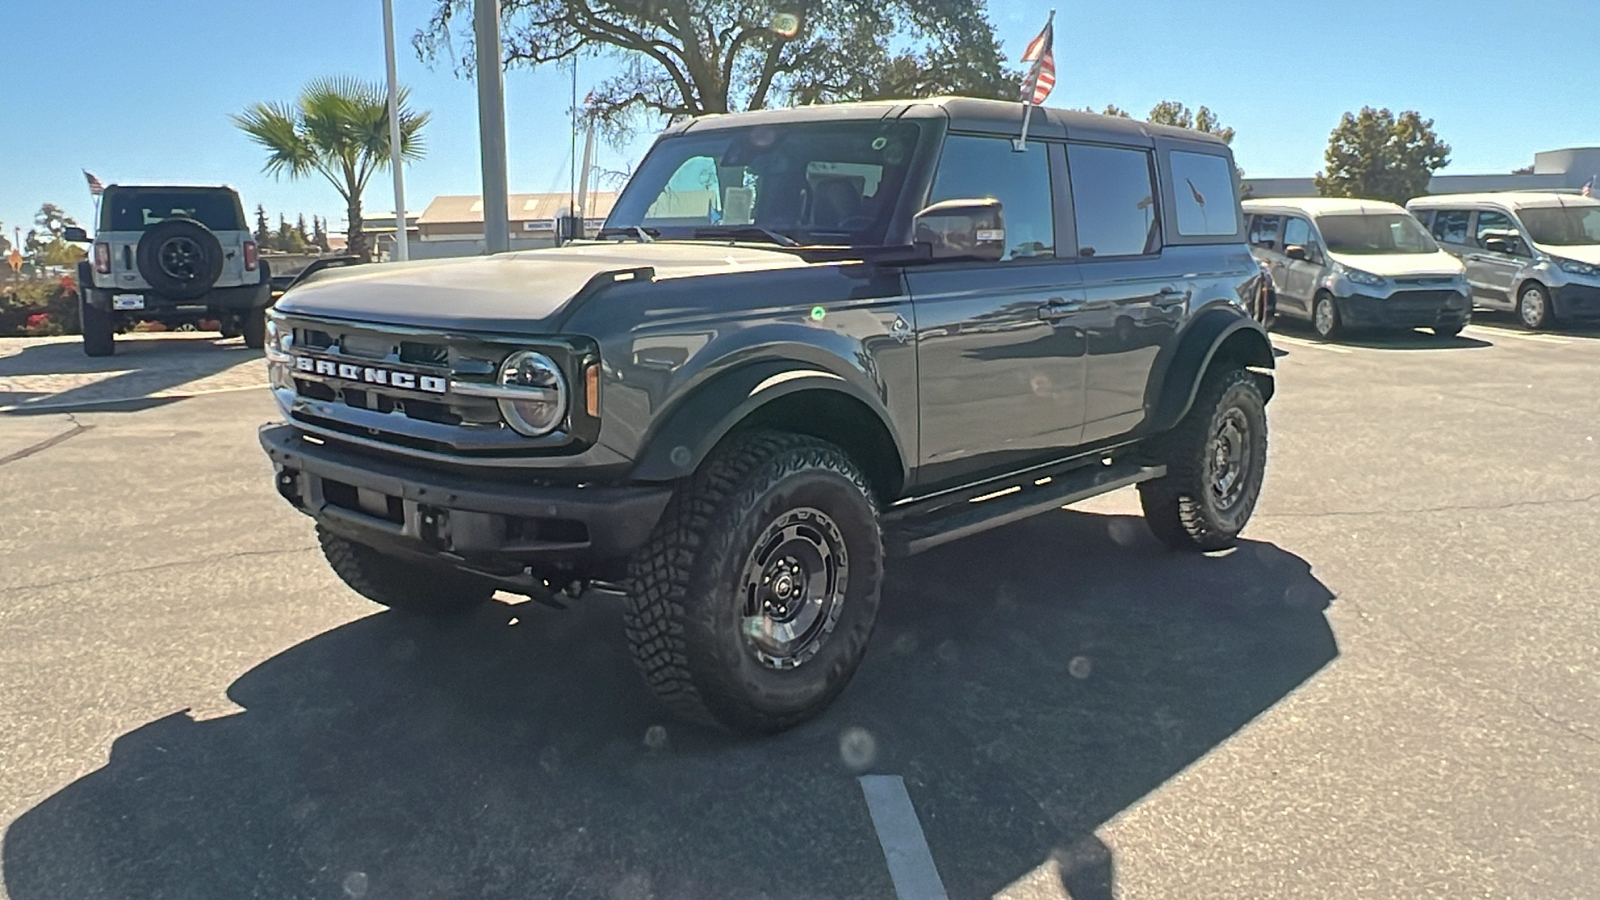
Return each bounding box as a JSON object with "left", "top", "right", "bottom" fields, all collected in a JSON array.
[
  {"left": 859, "top": 775, "right": 949, "bottom": 900},
  {"left": 1462, "top": 326, "right": 1571, "bottom": 345},
  {"left": 1271, "top": 334, "right": 1353, "bottom": 354}
]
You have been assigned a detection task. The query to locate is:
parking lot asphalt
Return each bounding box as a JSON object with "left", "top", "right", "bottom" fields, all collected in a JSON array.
[{"left": 2, "top": 316, "right": 1597, "bottom": 899}]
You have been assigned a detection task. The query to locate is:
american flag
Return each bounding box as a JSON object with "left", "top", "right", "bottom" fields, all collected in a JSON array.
[
  {"left": 1020, "top": 13, "right": 1055, "bottom": 106},
  {"left": 1583, "top": 176, "right": 1594, "bottom": 198},
  {"left": 84, "top": 170, "right": 104, "bottom": 196}
]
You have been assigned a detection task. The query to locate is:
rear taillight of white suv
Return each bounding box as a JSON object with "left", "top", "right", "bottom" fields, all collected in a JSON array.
[
  {"left": 93, "top": 242, "right": 111, "bottom": 274},
  {"left": 243, "top": 241, "right": 259, "bottom": 271}
]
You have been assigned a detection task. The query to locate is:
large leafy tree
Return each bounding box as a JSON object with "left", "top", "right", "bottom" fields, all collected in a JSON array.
[
  {"left": 1146, "top": 101, "right": 1234, "bottom": 144},
  {"left": 233, "top": 77, "right": 430, "bottom": 262},
  {"left": 416, "top": 1, "right": 1017, "bottom": 134},
  {"left": 1315, "top": 107, "right": 1450, "bottom": 205}
]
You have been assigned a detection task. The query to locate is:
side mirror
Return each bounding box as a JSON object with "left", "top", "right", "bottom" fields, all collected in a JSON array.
[
  {"left": 62, "top": 226, "right": 91, "bottom": 243},
  {"left": 912, "top": 198, "right": 1006, "bottom": 262},
  {"left": 1483, "top": 236, "right": 1517, "bottom": 255},
  {"left": 1285, "top": 244, "right": 1311, "bottom": 262}
]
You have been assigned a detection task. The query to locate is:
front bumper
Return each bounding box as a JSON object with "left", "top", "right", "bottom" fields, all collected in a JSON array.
[
  {"left": 260, "top": 423, "right": 673, "bottom": 577},
  {"left": 1552, "top": 284, "right": 1600, "bottom": 321},
  {"left": 1336, "top": 289, "right": 1471, "bottom": 328}
]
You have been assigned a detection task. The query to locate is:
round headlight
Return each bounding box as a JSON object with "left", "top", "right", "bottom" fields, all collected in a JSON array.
[{"left": 497, "top": 350, "right": 567, "bottom": 436}]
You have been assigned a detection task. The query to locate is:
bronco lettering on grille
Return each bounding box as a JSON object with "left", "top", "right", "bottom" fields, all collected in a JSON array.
[{"left": 292, "top": 355, "right": 447, "bottom": 394}]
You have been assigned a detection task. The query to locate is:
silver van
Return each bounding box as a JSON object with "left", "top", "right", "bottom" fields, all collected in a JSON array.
[
  {"left": 1242, "top": 198, "right": 1469, "bottom": 340},
  {"left": 1407, "top": 192, "right": 1600, "bottom": 330}
]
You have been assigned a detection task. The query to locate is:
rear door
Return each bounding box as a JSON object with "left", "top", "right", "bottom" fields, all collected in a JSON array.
[
  {"left": 909, "top": 133, "right": 1087, "bottom": 487},
  {"left": 1468, "top": 209, "right": 1525, "bottom": 306}
]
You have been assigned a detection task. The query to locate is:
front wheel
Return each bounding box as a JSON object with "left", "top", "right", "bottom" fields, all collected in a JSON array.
[
  {"left": 1433, "top": 323, "right": 1465, "bottom": 338},
  {"left": 1139, "top": 367, "right": 1269, "bottom": 552},
  {"left": 1516, "top": 283, "right": 1553, "bottom": 331},
  {"left": 318, "top": 527, "right": 495, "bottom": 616},
  {"left": 241, "top": 308, "right": 267, "bottom": 349},
  {"left": 1312, "top": 293, "right": 1344, "bottom": 340},
  {"left": 625, "top": 431, "right": 884, "bottom": 733}
]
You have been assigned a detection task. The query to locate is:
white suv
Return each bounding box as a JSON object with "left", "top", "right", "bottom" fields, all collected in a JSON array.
[{"left": 69, "top": 184, "right": 271, "bottom": 356}]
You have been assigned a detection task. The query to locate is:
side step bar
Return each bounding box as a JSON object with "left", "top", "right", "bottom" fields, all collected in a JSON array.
[{"left": 883, "top": 459, "right": 1165, "bottom": 558}]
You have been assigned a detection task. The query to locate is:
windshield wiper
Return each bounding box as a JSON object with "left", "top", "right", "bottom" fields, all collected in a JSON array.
[
  {"left": 596, "top": 226, "right": 657, "bottom": 243},
  {"left": 692, "top": 225, "right": 799, "bottom": 247}
]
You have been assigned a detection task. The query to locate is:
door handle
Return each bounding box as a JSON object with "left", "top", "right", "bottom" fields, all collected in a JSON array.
[
  {"left": 1038, "top": 297, "right": 1081, "bottom": 320},
  {"left": 1153, "top": 287, "right": 1188, "bottom": 307}
]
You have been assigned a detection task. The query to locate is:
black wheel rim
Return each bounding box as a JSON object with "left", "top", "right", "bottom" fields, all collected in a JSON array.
[
  {"left": 1208, "top": 407, "right": 1252, "bottom": 512},
  {"left": 739, "top": 507, "right": 848, "bottom": 670},
  {"left": 157, "top": 236, "right": 203, "bottom": 282}
]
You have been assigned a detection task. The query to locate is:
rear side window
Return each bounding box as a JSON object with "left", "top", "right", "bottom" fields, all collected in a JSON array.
[
  {"left": 1430, "top": 210, "right": 1471, "bottom": 244},
  {"left": 1169, "top": 151, "right": 1239, "bottom": 236},
  {"left": 104, "top": 190, "right": 244, "bottom": 231},
  {"left": 1067, "top": 144, "right": 1158, "bottom": 258},
  {"left": 928, "top": 135, "right": 1055, "bottom": 260},
  {"left": 1249, "top": 214, "right": 1283, "bottom": 251}
]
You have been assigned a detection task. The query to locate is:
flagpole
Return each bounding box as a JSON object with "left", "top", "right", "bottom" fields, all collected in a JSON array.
[
  {"left": 382, "top": 0, "right": 409, "bottom": 262},
  {"left": 1013, "top": 9, "right": 1054, "bottom": 153}
]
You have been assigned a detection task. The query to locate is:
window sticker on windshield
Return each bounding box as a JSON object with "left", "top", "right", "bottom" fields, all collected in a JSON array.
[{"left": 723, "top": 187, "right": 754, "bottom": 226}]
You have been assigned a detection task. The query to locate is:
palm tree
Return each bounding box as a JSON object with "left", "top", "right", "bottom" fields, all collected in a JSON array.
[{"left": 233, "top": 76, "right": 429, "bottom": 262}]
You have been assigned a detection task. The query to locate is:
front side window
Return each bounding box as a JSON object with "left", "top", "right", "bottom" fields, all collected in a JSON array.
[
  {"left": 1430, "top": 210, "right": 1472, "bottom": 245},
  {"left": 1067, "top": 144, "right": 1159, "bottom": 258},
  {"left": 1249, "top": 214, "right": 1283, "bottom": 250},
  {"left": 1317, "top": 213, "right": 1440, "bottom": 255},
  {"left": 606, "top": 121, "right": 922, "bottom": 246},
  {"left": 1474, "top": 210, "right": 1520, "bottom": 248},
  {"left": 1283, "top": 216, "right": 1315, "bottom": 251},
  {"left": 1518, "top": 206, "right": 1600, "bottom": 246},
  {"left": 926, "top": 135, "right": 1055, "bottom": 260},
  {"left": 1169, "top": 151, "right": 1239, "bottom": 237}
]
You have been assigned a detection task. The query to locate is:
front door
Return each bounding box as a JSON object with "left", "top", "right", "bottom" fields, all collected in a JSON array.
[
  {"left": 1281, "top": 216, "right": 1325, "bottom": 313},
  {"left": 1468, "top": 210, "right": 1525, "bottom": 306},
  {"left": 909, "top": 133, "right": 1087, "bottom": 488}
]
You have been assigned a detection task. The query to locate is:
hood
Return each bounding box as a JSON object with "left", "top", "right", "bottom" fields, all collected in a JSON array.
[
  {"left": 1327, "top": 249, "right": 1464, "bottom": 278},
  {"left": 275, "top": 242, "right": 812, "bottom": 332},
  {"left": 1536, "top": 243, "right": 1600, "bottom": 266}
]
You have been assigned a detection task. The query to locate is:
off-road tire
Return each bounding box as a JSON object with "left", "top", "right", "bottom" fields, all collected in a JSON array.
[
  {"left": 135, "top": 218, "right": 224, "bottom": 300},
  {"left": 1139, "top": 367, "right": 1268, "bottom": 552},
  {"left": 241, "top": 307, "right": 267, "bottom": 349},
  {"left": 624, "top": 430, "right": 884, "bottom": 733},
  {"left": 317, "top": 527, "right": 495, "bottom": 616},
  {"left": 1433, "top": 323, "right": 1465, "bottom": 338},
  {"left": 79, "top": 292, "right": 115, "bottom": 357}
]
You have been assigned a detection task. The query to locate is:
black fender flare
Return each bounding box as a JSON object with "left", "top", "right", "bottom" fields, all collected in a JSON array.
[
  {"left": 628, "top": 359, "right": 909, "bottom": 485},
  {"left": 1146, "top": 307, "right": 1275, "bottom": 434}
]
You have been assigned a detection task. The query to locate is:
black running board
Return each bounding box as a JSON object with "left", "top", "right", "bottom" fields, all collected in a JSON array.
[{"left": 883, "top": 459, "right": 1165, "bottom": 557}]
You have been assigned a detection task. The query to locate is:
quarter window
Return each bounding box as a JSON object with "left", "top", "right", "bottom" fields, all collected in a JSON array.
[
  {"left": 1067, "top": 144, "right": 1159, "bottom": 257},
  {"left": 1169, "top": 151, "right": 1239, "bottom": 236},
  {"left": 927, "top": 135, "right": 1055, "bottom": 260},
  {"left": 1249, "top": 214, "right": 1283, "bottom": 251},
  {"left": 1430, "top": 210, "right": 1472, "bottom": 245}
]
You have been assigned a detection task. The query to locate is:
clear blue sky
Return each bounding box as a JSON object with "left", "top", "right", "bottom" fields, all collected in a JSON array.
[{"left": 3, "top": 0, "right": 1596, "bottom": 239}]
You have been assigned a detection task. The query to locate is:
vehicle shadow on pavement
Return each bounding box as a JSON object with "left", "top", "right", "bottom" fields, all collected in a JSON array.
[
  {"left": 0, "top": 336, "right": 258, "bottom": 410},
  {"left": 1272, "top": 319, "right": 1491, "bottom": 351},
  {"left": 2, "top": 511, "right": 1337, "bottom": 900},
  {"left": 1467, "top": 310, "right": 1600, "bottom": 339}
]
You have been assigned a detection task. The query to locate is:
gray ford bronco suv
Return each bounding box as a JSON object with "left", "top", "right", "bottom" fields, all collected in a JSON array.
[
  {"left": 260, "top": 98, "right": 1274, "bottom": 733},
  {"left": 69, "top": 184, "right": 272, "bottom": 356}
]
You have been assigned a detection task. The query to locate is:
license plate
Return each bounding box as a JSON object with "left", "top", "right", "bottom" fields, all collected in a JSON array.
[{"left": 111, "top": 293, "right": 145, "bottom": 310}]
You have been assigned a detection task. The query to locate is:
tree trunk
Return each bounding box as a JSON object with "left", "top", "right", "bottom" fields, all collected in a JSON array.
[{"left": 346, "top": 197, "right": 369, "bottom": 262}]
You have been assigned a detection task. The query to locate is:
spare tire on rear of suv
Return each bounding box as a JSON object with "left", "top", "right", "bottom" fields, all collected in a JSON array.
[{"left": 136, "top": 218, "right": 224, "bottom": 301}]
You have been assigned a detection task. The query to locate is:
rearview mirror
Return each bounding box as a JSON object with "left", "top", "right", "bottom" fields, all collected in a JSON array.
[
  {"left": 62, "top": 226, "right": 90, "bottom": 243},
  {"left": 912, "top": 198, "right": 1005, "bottom": 262},
  {"left": 1285, "top": 244, "right": 1311, "bottom": 262}
]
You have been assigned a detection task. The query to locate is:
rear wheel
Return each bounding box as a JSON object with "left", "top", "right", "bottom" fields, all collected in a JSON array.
[
  {"left": 1516, "top": 282, "right": 1553, "bottom": 331},
  {"left": 318, "top": 527, "right": 495, "bottom": 616},
  {"left": 1139, "top": 367, "right": 1268, "bottom": 552},
  {"left": 625, "top": 431, "right": 883, "bottom": 733},
  {"left": 1433, "top": 323, "right": 1464, "bottom": 338},
  {"left": 79, "top": 292, "right": 115, "bottom": 357}
]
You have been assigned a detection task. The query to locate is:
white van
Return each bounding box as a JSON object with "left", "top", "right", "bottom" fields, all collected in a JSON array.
[
  {"left": 1243, "top": 198, "right": 1470, "bottom": 339},
  {"left": 1407, "top": 193, "right": 1600, "bottom": 330}
]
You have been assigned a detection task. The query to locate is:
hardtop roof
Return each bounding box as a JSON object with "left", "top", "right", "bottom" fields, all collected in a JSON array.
[
  {"left": 1406, "top": 191, "right": 1600, "bottom": 211},
  {"left": 1243, "top": 197, "right": 1409, "bottom": 217}
]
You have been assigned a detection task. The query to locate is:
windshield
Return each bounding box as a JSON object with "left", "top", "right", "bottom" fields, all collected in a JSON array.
[
  {"left": 102, "top": 189, "right": 245, "bottom": 231},
  {"left": 1518, "top": 205, "right": 1600, "bottom": 246},
  {"left": 1317, "top": 213, "right": 1439, "bottom": 255},
  {"left": 604, "top": 121, "right": 923, "bottom": 246}
]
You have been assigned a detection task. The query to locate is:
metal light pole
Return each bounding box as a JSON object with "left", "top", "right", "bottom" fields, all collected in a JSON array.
[
  {"left": 474, "top": 0, "right": 511, "bottom": 254},
  {"left": 382, "top": 0, "right": 409, "bottom": 261}
]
